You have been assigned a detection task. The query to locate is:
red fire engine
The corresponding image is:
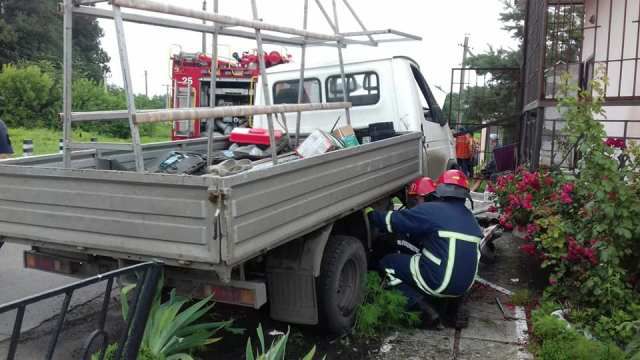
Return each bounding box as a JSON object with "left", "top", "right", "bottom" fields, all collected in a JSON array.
[{"left": 170, "top": 50, "right": 291, "bottom": 140}]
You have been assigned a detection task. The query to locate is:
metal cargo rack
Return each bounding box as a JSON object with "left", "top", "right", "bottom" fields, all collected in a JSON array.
[{"left": 62, "top": 0, "right": 422, "bottom": 172}]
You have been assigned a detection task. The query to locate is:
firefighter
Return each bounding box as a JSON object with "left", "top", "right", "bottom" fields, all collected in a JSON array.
[
  {"left": 393, "top": 177, "right": 439, "bottom": 255},
  {"left": 366, "top": 170, "right": 482, "bottom": 329}
]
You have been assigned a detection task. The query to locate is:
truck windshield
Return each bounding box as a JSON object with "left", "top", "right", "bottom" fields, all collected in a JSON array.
[{"left": 410, "top": 65, "right": 446, "bottom": 126}]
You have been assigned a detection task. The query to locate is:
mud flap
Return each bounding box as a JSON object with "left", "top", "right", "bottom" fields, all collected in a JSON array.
[{"left": 265, "top": 225, "right": 332, "bottom": 325}]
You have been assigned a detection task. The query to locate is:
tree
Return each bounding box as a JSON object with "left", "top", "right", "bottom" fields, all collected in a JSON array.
[
  {"left": 0, "top": 64, "right": 58, "bottom": 128},
  {"left": 444, "top": 0, "right": 525, "bottom": 141},
  {"left": 0, "top": 0, "right": 110, "bottom": 82}
]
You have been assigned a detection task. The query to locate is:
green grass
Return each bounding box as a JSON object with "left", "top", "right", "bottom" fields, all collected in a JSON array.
[
  {"left": 532, "top": 313, "right": 627, "bottom": 360},
  {"left": 511, "top": 289, "right": 532, "bottom": 306},
  {"left": 8, "top": 126, "right": 172, "bottom": 157},
  {"left": 355, "top": 272, "right": 420, "bottom": 337}
]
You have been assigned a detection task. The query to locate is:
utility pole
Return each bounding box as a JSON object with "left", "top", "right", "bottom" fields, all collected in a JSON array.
[
  {"left": 202, "top": 0, "right": 207, "bottom": 53},
  {"left": 164, "top": 84, "right": 170, "bottom": 108},
  {"left": 456, "top": 34, "right": 470, "bottom": 130},
  {"left": 144, "top": 70, "right": 148, "bottom": 97}
]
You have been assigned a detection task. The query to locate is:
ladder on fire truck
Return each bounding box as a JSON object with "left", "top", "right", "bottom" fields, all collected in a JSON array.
[{"left": 62, "top": 0, "right": 422, "bottom": 172}]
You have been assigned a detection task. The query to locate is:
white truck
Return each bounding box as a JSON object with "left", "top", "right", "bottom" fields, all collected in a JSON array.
[{"left": 0, "top": 57, "right": 455, "bottom": 333}]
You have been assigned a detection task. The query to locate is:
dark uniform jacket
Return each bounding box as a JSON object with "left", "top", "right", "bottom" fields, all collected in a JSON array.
[{"left": 369, "top": 199, "right": 482, "bottom": 297}]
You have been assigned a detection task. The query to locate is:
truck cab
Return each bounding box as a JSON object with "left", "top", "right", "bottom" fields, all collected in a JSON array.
[{"left": 253, "top": 56, "right": 456, "bottom": 178}]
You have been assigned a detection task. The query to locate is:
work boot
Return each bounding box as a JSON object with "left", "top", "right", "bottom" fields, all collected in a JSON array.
[{"left": 442, "top": 297, "right": 469, "bottom": 329}]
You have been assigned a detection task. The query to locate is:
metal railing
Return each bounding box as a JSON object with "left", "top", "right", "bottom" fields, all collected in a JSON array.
[
  {"left": 62, "top": 0, "right": 421, "bottom": 171},
  {"left": 0, "top": 262, "right": 163, "bottom": 360},
  {"left": 447, "top": 67, "right": 521, "bottom": 176}
]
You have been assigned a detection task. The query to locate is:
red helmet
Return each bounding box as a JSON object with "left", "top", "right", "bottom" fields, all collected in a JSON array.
[
  {"left": 436, "top": 170, "right": 470, "bottom": 200},
  {"left": 408, "top": 177, "right": 437, "bottom": 197},
  {"left": 437, "top": 169, "right": 469, "bottom": 189}
]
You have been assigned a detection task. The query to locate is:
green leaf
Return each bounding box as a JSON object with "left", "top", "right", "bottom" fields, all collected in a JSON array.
[
  {"left": 302, "top": 346, "right": 317, "bottom": 360},
  {"left": 166, "top": 354, "right": 194, "bottom": 360},
  {"left": 246, "top": 338, "right": 255, "bottom": 360},
  {"left": 257, "top": 324, "right": 266, "bottom": 354}
]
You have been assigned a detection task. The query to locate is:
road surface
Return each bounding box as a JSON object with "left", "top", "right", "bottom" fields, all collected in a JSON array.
[{"left": 0, "top": 242, "right": 107, "bottom": 358}]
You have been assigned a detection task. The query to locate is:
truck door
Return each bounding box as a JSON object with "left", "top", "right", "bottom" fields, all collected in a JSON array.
[{"left": 409, "top": 65, "right": 455, "bottom": 178}]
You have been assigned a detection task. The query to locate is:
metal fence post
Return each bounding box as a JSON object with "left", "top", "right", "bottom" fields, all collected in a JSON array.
[{"left": 122, "top": 263, "right": 161, "bottom": 359}]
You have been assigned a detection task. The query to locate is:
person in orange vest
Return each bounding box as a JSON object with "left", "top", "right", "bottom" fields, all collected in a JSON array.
[{"left": 455, "top": 128, "right": 473, "bottom": 177}]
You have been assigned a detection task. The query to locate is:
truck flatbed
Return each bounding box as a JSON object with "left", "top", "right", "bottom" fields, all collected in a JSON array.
[{"left": 0, "top": 133, "right": 422, "bottom": 280}]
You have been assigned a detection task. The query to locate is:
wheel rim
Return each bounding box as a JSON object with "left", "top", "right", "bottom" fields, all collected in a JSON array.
[{"left": 336, "top": 258, "right": 360, "bottom": 315}]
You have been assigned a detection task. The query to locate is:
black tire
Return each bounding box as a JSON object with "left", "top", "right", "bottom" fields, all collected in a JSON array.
[{"left": 317, "top": 235, "right": 367, "bottom": 334}]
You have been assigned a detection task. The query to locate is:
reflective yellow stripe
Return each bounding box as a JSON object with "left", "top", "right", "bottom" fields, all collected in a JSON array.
[
  {"left": 466, "top": 246, "right": 481, "bottom": 292},
  {"left": 434, "top": 234, "right": 457, "bottom": 293},
  {"left": 410, "top": 255, "right": 457, "bottom": 298},
  {"left": 438, "top": 231, "right": 481, "bottom": 244},
  {"left": 384, "top": 268, "right": 403, "bottom": 286},
  {"left": 410, "top": 231, "right": 481, "bottom": 298},
  {"left": 385, "top": 211, "right": 393, "bottom": 233},
  {"left": 410, "top": 254, "right": 435, "bottom": 295},
  {"left": 435, "top": 231, "right": 481, "bottom": 294},
  {"left": 421, "top": 248, "right": 442, "bottom": 266}
]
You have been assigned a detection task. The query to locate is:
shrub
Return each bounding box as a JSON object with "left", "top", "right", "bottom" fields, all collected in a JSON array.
[
  {"left": 0, "top": 62, "right": 167, "bottom": 139},
  {"left": 491, "top": 72, "right": 640, "bottom": 347},
  {"left": 354, "top": 272, "right": 420, "bottom": 337},
  {"left": 94, "top": 284, "right": 237, "bottom": 360},
  {"left": 245, "top": 325, "right": 321, "bottom": 360},
  {"left": 0, "top": 64, "right": 58, "bottom": 128},
  {"left": 532, "top": 310, "right": 626, "bottom": 360}
]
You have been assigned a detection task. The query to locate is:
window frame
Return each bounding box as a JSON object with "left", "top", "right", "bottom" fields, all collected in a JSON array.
[
  {"left": 272, "top": 77, "right": 323, "bottom": 104},
  {"left": 325, "top": 71, "right": 380, "bottom": 107},
  {"left": 409, "top": 65, "right": 446, "bottom": 126}
]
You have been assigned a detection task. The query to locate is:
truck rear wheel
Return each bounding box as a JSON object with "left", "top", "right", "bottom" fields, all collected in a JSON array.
[{"left": 317, "top": 235, "right": 367, "bottom": 334}]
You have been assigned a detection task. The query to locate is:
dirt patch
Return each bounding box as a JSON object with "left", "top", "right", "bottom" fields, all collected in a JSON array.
[{"left": 200, "top": 304, "right": 382, "bottom": 359}]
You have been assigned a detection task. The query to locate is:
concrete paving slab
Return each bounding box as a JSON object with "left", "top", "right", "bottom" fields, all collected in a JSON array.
[
  {"left": 377, "top": 329, "right": 455, "bottom": 360},
  {"left": 457, "top": 338, "right": 528, "bottom": 360},
  {"left": 460, "top": 314, "right": 519, "bottom": 344}
]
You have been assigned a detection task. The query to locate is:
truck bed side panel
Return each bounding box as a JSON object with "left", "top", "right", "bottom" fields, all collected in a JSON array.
[
  {"left": 222, "top": 133, "right": 422, "bottom": 264},
  {"left": 0, "top": 167, "right": 218, "bottom": 264}
]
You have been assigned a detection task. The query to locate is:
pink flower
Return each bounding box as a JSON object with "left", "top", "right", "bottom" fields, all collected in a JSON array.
[
  {"left": 544, "top": 176, "right": 554, "bottom": 186},
  {"left": 521, "top": 193, "right": 534, "bottom": 209},
  {"left": 520, "top": 244, "right": 537, "bottom": 256},
  {"left": 562, "top": 183, "right": 575, "bottom": 193},
  {"left": 508, "top": 194, "right": 521, "bottom": 208},
  {"left": 527, "top": 223, "right": 540, "bottom": 235},
  {"left": 549, "top": 277, "right": 558, "bottom": 285},
  {"left": 560, "top": 192, "right": 573, "bottom": 205},
  {"left": 487, "top": 183, "right": 495, "bottom": 193},
  {"left": 488, "top": 206, "right": 498, "bottom": 213}
]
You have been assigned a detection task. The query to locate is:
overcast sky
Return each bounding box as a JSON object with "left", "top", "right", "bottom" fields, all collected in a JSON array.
[{"left": 97, "top": 0, "right": 518, "bottom": 104}]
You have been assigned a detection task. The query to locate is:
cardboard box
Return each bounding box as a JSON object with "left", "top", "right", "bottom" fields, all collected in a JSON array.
[
  {"left": 296, "top": 129, "right": 342, "bottom": 158},
  {"left": 332, "top": 125, "right": 360, "bottom": 148}
]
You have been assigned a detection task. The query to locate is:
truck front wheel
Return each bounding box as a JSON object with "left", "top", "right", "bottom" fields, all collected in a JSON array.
[{"left": 317, "top": 235, "right": 367, "bottom": 334}]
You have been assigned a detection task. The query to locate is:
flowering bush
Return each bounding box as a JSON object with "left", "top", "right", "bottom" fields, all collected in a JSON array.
[{"left": 491, "top": 74, "right": 640, "bottom": 346}]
